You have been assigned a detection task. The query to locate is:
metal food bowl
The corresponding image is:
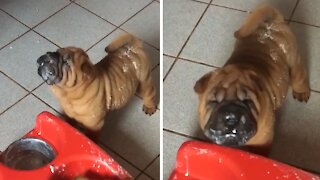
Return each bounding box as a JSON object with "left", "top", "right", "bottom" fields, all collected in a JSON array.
[{"left": 0, "top": 138, "right": 56, "bottom": 170}]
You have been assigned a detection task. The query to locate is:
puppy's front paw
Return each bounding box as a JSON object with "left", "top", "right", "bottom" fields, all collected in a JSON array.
[
  {"left": 143, "top": 105, "right": 156, "bottom": 116},
  {"left": 293, "top": 89, "right": 310, "bottom": 102}
]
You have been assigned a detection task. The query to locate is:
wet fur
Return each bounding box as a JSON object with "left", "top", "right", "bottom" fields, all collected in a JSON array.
[
  {"left": 194, "top": 4, "right": 310, "bottom": 154},
  {"left": 50, "top": 34, "right": 157, "bottom": 133}
]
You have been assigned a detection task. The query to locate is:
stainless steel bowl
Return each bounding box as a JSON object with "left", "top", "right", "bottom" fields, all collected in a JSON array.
[{"left": 0, "top": 138, "right": 56, "bottom": 170}]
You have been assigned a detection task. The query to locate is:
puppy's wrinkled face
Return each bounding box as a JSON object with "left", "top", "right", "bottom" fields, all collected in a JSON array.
[
  {"left": 194, "top": 70, "right": 259, "bottom": 146},
  {"left": 204, "top": 100, "right": 256, "bottom": 146},
  {"left": 37, "top": 47, "right": 90, "bottom": 85},
  {"left": 37, "top": 51, "right": 67, "bottom": 85}
]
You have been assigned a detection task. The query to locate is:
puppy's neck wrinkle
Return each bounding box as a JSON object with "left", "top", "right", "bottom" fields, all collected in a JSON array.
[
  {"left": 96, "top": 57, "right": 138, "bottom": 111},
  {"left": 98, "top": 69, "right": 112, "bottom": 111},
  {"left": 215, "top": 66, "right": 262, "bottom": 115},
  {"left": 226, "top": 50, "right": 288, "bottom": 110},
  {"left": 93, "top": 62, "right": 121, "bottom": 111}
]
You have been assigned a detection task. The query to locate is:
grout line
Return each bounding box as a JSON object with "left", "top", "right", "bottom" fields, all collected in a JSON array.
[
  {"left": 1, "top": 0, "right": 159, "bottom": 54},
  {"left": 0, "top": 93, "right": 30, "bottom": 116},
  {"left": 290, "top": 20, "right": 320, "bottom": 28},
  {"left": 85, "top": 27, "right": 119, "bottom": 52},
  {"left": 32, "top": 30, "right": 61, "bottom": 48},
  {"left": 287, "top": 0, "right": 300, "bottom": 26},
  {"left": 0, "top": 2, "right": 72, "bottom": 51},
  {"left": 72, "top": 1, "right": 119, "bottom": 27},
  {"left": 0, "top": 71, "right": 46, "bottom": 116},
  {"left": 31, "top": 93, "right": 61, "bottom": 115},
  {"left": 74, "top": 0, "right": 159, "bottom": 52},
  {"left": 177, "top": 57, "right": 220, "bottom": 68},
  {"left": 0, "top": 29, "right": 31, "bottom": 51},
  {"left": 98, "top": 142, "right": 146, "bottom": 173},
  {"left": 191, "top": 0, "right": 210, "bottom": 5},
  {"left": 163, "top": 54, "right": 221, "bottom": 68},
  {"left": 211, "top": 3, "right": 247, "bottom": 13},
  {"left": 0, "top": 2, "right": 72, "bottom": 30},
  {"left": 190, "top": 0, "right": 299, "bottom": 24},
  {"left": 31, "top": 82, "right": 46, "bottom": 92},
  {"left": 135, "top": 172, "right": 155, "bottom": 180},
  {"left": 117, "top": 1, "right": 154, "bottom": 28},
  {"left": 0, "top": 71, "right": 30, "bottom": 93},
  {"left": 191, "top": 0, "right": 247, "bottom": 13},
  {"left": 288, "top": 0, "right": 300, "bottom": 24},
  {"left": 0, "top": 9, "right": 31, "bottom": 29},
  {"left": 163, "top": 54, "right": 176, "bottom": 59},
  {"left": 310, "top": 89, "right": 320, "bottom": 94},
  {"left": 0, "top": 70, "right": 61, "bottom": 115},
  {"left": 163, "top": 0, "right": 214, "bottom": 81},
  {"left": 152, "top": 63, "right": 160, "bottom": 71},
  {"left": 138, "top": 154, "right": 159, "bottom": 178},
  {"left": 145, "top": 155, "right": 160, "bottom": 170},
  {"left": 163, "top": 128, "right": 205, "bottom": 141},
  {"left": 99, "top": 143, "right": 159, "bottom": 180},
  {"left": 30, "top": 2, "right": 73, "bottom": 30},
  {"left": 0, "top": 70, "right": 45, "bottom": 94}
]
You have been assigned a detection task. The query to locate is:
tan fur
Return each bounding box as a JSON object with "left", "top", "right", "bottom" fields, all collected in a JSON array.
[
  {"left": 194, "top": 4, "right": 310, "bottom": 154},
  {"left": 50, "top": 33, "right": 156, "bottom": 132},
  {"left": 234, "top": 3, "right": 284, "bottom": 38}
]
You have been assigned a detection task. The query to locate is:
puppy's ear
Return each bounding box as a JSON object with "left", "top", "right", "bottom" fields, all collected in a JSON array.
[
  {"left": 104, "top": 46, "right": 109, "bottom": 53},
  {"left": 57, "top": 48, "right": 73, "bottom": 61},
  {"left": 81, "top": 61, "right": 94, "bottom": 77},
  {"left": 194, "top": 72, "right": 213, "bottom": 94}
]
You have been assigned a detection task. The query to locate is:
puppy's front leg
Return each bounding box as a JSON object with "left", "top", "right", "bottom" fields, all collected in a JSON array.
[
  {"left": 288, "top": 54, "right": 310, "bottom": 102},
  {"left": 137, "top": 76, "right": 157, "bottom": 115},
  {"left": 81, "top": 118, "right": 105, "bottom": 142}
]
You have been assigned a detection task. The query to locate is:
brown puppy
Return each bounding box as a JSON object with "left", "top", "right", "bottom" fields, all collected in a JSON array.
[
  {"left": 194, "top": 4, "right": 310, "bottom": 154},
  {"left": 37, "top": 34, "right": 157, "bottom": 135}
]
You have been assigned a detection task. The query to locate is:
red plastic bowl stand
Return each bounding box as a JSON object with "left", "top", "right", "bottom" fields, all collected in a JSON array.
[
  {"left": 170, "top": 141, "right": 319, "bottom": 180},
  {"left": 0, "top": 111, "right": 131, "bottom": 180}
]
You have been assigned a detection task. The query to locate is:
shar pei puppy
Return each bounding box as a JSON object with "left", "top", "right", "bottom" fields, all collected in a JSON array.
[
  {"left": 37, "top": 34, "right": 157, "bottom": 137},
  {"left": 194, "top": 4, "right": 310, "bottom": 154}
]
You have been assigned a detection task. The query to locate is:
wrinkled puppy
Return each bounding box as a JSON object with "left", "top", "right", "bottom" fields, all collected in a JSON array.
[
  {"left": 194, "top": 4, "right": 310, "bottom": 154},
  {"left": 37, "top": 34, "right": 157, "bottom": 135}
]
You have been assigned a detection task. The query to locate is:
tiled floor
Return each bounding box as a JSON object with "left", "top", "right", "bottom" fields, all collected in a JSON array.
[
  {"left": 164, "top": 0, "right": 320, "bottom": 178},
  {"left": 0, "top": 0, "right": 159, "bottom": 179}
]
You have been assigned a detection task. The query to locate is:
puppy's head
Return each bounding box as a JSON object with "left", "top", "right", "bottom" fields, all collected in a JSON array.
[
  {"left": 194, "top": 68, "right": 261, "bottom": 146},
  {"left": 37, "top": 47, "right": 93, "bottom": 86},
  {"left": 37, "top": 51, "right": 63, "bottom": 85}
]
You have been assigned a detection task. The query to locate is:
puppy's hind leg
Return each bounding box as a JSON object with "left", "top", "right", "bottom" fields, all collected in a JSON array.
[
  {"left": 137, "top": 74, "right": 157, "bottom": 115},
  {"left": 289, "top": 54, "right": 310, "bottom": 102}
]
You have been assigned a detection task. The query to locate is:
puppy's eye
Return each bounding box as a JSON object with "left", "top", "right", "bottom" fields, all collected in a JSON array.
[
  {"left": 208, "top": 100, "right": 218, "bottom": 105},
  {"left": 243, "top": 99, "right": 253, "bottom": 108},
  {"left": 62, "top": 53, "right": 71, "bottom": 61}
]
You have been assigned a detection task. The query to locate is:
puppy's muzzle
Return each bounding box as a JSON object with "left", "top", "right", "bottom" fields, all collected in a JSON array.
[
  {"left": 204, "top": 101, "right": 257, "bottom": 146},
  {"left": 37, "top": 52, "right": 65, "bottom": 85}
]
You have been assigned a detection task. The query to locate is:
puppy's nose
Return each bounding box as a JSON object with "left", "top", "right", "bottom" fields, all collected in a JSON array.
[{"left": 223, "top": 112, "right": 239, "bottom": 127}]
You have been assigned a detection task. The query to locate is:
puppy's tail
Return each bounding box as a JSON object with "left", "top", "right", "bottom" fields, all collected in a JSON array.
[
  {"left": 234, "top": 4, "right": 284, "bottom": 38},
  {"left": 105, "top": 33, "right": 143, "bottom": 53}
]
